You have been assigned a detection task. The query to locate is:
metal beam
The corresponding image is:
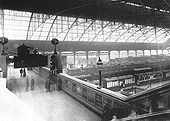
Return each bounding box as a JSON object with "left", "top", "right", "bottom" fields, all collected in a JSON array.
[
  {"left": 63, "top": 17, "right": 79, "bottom": 41},
  {"left": 63, "top": 1, "right": 98, "bottom": 41},
  {"left": 103, "top": 23, "right": 122, "bottom": 42},
  {"left": 77, "top": 20, "right": 96, "bottom": 41},
  {"left": 125, "top": 25, "right": 146, "bottom": 42},
  {"left": 149, "top": 29, "right": 168, "bottom": 43},
  {"left": 46, "top": 15, "right": 58, "bottom": 41},
  {"left": 91, "top": 21, "right": 111, "bottom": 42},
  {"left": 26, "top": 13, "right": 33, "bottom": 40},
  {"left": 115, "top": 24, "right": 136, "bottom": 42},
  {"left": 133, "top": 27, "right": 155, "bottom": 43},
  {"left": 142, "top": 28, "right": 163, "bottom": 43}
]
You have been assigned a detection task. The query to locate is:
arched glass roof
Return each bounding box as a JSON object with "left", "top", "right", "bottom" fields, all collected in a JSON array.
[{"left": 0, "top": 9, "right": 170, "bottom": 43}]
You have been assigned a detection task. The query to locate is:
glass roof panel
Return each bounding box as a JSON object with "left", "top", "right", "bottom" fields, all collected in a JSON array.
[{"left": 0, "top": 9, "right": 169, "bottom": 43}]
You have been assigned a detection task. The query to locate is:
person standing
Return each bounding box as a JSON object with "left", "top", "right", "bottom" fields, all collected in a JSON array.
[
  {"left": 20, "top": 68, "right": 23, "bottom": 77},
  {"left": 26, "top": 77, "right": 29, "bottom": 91},
  {"left": 31, "top": 76, "right": 35, "bottom": 90},
  {"left": 23, "top": 68, "right": 26, "bottom": 77}
]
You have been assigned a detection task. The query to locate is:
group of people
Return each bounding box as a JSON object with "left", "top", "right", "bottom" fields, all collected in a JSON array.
[
  {"left": 20, "top": 68, "right": 26, "bottom": 77},
  {"left": 25, "top": 76, "right": 35, "bottom": 91}
]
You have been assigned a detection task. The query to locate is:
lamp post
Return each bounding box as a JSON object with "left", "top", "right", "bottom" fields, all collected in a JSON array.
[
  {"left": 51, "top": 38, "right": 59, "bottom": 74},
  {"left": 51, "top": 38, "right": 59, "bottom": 54},
  {"left": 97, "top": 57, "right": 103, "bottom": 89},
  {"left": 0, "top": 37, "right": 8, "bottom": 55}
]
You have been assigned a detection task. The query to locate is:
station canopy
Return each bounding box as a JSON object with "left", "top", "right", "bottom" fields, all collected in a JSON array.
[{"left": 1, "top": 0, "right": 170, "bottom": 43}]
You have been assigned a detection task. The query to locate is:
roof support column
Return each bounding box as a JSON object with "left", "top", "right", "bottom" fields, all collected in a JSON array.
[
  {"left": 0, "top": 55, "right": 7, "bottom": 78},
  {"left": 118, "top": 51, "right": 121, "bottom": 64},
  {"left": 135, "top": 50, "right": 137, "bottom": 57},
  {"left": 0, "top": 9, "right": 4, "bottom": 37},
  {"left": 97, "top": 51, "right": 100, "bottom": 58},
  {"left": 127, "top": 50, "right": 129, "bottom": 58},
  {"left": 26, "top": 13, "right": 33, "bottom": 40},
  {"left": 86, "top": 51, "right": 89, "bottom": 67},
  {"left": 157, "top": 49, "right": 163, "bottom": 55},
  {"left": 156, "top": 50, "right": 158, "bottom": 55},
  {"left": 58, "top": 51, "right": 61, "bottom": 56},
  {"left": 73, "top": 51, "right": 76, "bottom": 68},
  {"left": 108, "top": 51, "right": 110, "bottom": 63},
  {"left": 142, "top": 50, "right": 144, "bottom": 56},
  {"left": 150, "top": 50, "right": 152, "bottom": 56}
]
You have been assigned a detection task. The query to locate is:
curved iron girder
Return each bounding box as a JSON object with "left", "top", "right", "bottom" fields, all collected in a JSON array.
[
  {"left": 28, "top": 14, "right": 49, "bottom": 40},
  {"left": 46, "top": 15, "right": 58, "bottom": 41},
  {"left": 89, "top": 2, "right": 123, "bottom": 42},
  {"left": 38, "top": 23, "right": 45, "bottom": 40},
  {"left": 63, "top": 17, "right": 79, "bottom": 41},
  {"left": 125, "top": 25, "right": 146, "bottom": 42},
  {"left": 142, "top": 28, "right": 163, "bottom": 43},
  {"left": 91, "top": 21, "right": 111, "bottom": 42},
  {"left": 26, "top": 13, "right": 33, "bottom": 40},
  {"left": 119, "top": 28, "right": 155, "bottom": 50},
  {"left": 63, "top": 1, "right": 98, "bottom": 41},
  {"left": 54, "top": 20, "right": 94, "bottom": 39},
  {"left": 77, "top": 20, "right": 96, "bottom": 41},
  {"left": 133, "top": 27, "right": 155, "bottom": 43},
  {"left": 69, "top": 20, "right": 95, "bottom": 41},
  {"left": 103, "top": 23, "right": 123, "bottom": 42},
  {"left": 115, "top": 24, "right": 136, "bottom": 42},
  {"left": 149, "top": 29, "right": 168, "bottom": 43},
  {"left": 89, "top": 1, "right": 123, "bottom": 42},
  {"left": 71, "top": 1, "right": 120, "bottom": 42},
  {"left": 29, "top": 3, "right": 93, "bottom": 40}
]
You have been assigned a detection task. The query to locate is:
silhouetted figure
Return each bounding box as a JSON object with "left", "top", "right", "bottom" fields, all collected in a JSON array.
[
  {"left": 121, "top": 82, "right": 126, "bottom": 88},
  {"left": 33, "top": 48, "right": 38, "bottom": 54},
  {"left": 31, "top": 76, "right": 35, "bottom": 90},
  {"left": 23, "top": 68, "right": 26, "bottom": 77},
  {"left": 20, "top": 68, "right": 23, "bottom": 77},
  {"left": 25, "top": 77, "right": 29, "bottom": 91}
]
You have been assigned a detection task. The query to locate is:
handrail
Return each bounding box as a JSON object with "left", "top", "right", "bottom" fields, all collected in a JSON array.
[
  {"left": 126, "top": 82, "right": 170, "bottom": 101},
  {"left": 59, "top": 73, "right": 149, "bottom": 114},
  {"left": 122, "top": 109, "right": 170, "bottom": 121}
]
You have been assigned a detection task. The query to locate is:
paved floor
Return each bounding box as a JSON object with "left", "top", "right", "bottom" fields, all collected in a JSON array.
[
  {"left": 7, "top": 65, "right": 101, "bottom": 121},
  {"left": 7, "top": 65, "right": 170, "bottom": 121}
]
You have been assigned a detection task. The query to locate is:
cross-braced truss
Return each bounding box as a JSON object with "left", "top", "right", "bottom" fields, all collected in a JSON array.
[{"left": 0, "top": 9, "right": 170, "bottom": 43}]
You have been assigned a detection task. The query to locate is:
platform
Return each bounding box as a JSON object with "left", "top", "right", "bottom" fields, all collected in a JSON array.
[{"left": 6, "top": 65, "right": 101, "bottom": 121}]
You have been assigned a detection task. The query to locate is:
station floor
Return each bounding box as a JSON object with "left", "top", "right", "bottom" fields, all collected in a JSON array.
[{"left": 6, "top": 65, "right": 101, "bottom": 121}]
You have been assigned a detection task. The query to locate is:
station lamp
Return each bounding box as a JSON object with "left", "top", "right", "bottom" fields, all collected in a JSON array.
[
  {"left": 0, "top": 37, "right": 8, "bottom": 55},
  {"left": 50, "top": 38, "right": 59, "bottom": 74},
  {"left": 97, "top": 57, "right": 103, "bottom": 89},
  {"left": 51, "top": 38, "right": 59, "bottom": 54}
]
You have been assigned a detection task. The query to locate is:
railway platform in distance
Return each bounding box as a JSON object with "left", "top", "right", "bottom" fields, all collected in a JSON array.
[{"left": 4, "top": 65, "right": 101, "bottom": 121}]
